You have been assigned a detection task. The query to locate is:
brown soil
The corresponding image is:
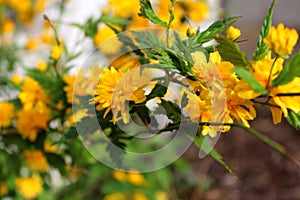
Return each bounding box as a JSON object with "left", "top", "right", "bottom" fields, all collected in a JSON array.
[{"left": 184, "top": 107, "right": 300, "bottom": 200}]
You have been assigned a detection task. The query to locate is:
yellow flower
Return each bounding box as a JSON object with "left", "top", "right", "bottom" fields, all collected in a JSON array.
[
  {"left": 183, "top": 1, "right": 209, "bottom": 23},
  {"left": 264, "top": 23, "right": 299, "bottom": 58},
  {"left": 0, "top": 183, "right": 8, "bottom": 196},
  {"left": 24, "top": 150, "right": 49, "bottom": 172},
  {"left": 51, "top": 44, "right": 63, "bottom": 60},
  {"left": 270, "top": 77, "right": 300, "bottom": 124},
  {"left": 44, "top": 141, "right": 58, "bottom": 153},
  {"left": 2, "top": 18, "right": 15, "bottom": 33},
  {"left": 226, "top": 26, "right": 241, "bottom": 40},
  {"left": 15, "top": 175, "right": 43, "bottom": 199},
  {"left": 36, "top": 60, "right": 47, "bottom": 71},
  {"left": 133, "top": 192, "right": 148, "bottom": 200},
  {"left": 108, "top": 0, "right": 140, "bottom": 18},
  {"left": 25, "top": 38, "right": 38, "bottom": 50},
  {"left": 127, "top": 170, "right": 145, "bottom": 186},
  {"left": 190, "top": 51, "right": 256, "bottom": 136},
  {"left": 0, "top": 102, "right": 15, "bottom": 128},
  {"left": 235, "top": 53, "right": 300, "bottom": 124},
  {"left": 94, "top": 67, "right": 150, "bottom": 123},
  {"left": 94, "top": 25, "right": 122, "bottom": 55},
  {"left": 155, "top": 191, "right": 169, "bottom": 200},
  {"left": 11, "top": 74, "right": 22, "bottom": 85},
  {"left": 112, "top": 170, "right": 127, "bottom": 182},
  {"left": 17, "top": 105, "right": 50, "bottom": 141},
  {"left": 18, "top": 77, "right": 49, "bottom": 110},
  {"left": 104, "top": 193, "right": 127, "bottom": 200}
]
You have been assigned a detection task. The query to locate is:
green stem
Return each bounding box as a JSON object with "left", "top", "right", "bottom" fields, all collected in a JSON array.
[
  {"left": 157, "top": 121, "right": 300, "bottom": 167},
  {"left": 233, "top": 123, "right": 300, "bottom": 167}
]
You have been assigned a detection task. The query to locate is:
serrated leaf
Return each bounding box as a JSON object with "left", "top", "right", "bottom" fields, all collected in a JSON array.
[
  {"left": 286, "top": 110, "right": 300, "bottom": 130},
  {"left": 156, "top": 99, "right": 181, "bottom": 124},
  {"left": 234, "top": 67, "right": 268, "bottom": 94},
  {"left": 195, "top": 16, "right": 240, "bottom": 44},
  {"left": 139, "top": 0, "right": 169, "bottom": 28},
  {"left": 272, "top": 51, "right": 300, "bottom": 86},
  {"left": 253, "top": 0, "right": 275, "bottom": 60},
  {"left": 215, "top": 36, "right": 250, "bottom": 67}
]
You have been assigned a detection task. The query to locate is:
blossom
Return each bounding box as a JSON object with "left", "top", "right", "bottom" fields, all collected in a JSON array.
[
  {"left": 264, "top": 23, "right": 299, "bottom": 58},
  {"left": 133, "top": 192, "right": 148, "bottom": 200},
  {"left": 15, "top": 175, "right": 43, "bottom": 199},
  {"left": 188, "top": 51, "right": 257, "bottom": 136},
  {"left": 17, "top": 105, "right": 50, "bottom": 141},
  {"left": 226, "top": 26, "right": 241, "bottom": 40},
  {"left": 51, "top": 44, "right": 63, "bottom": 60},
  {"left": 127, "top": 170, "right": 145, "bottom": 186},
  {"left": 18, "top": 77, "right": 49, "bottom": 110},
  {"left": 94, "top": 25, "right": 122, "bottom": 55},
  {"left": 108, "top": 0, "right": 140, "bottom": 18},
  {"left": 2, "top": 18, "right": 15, "bottom": 33},
  {"left": 36, "top": 60, "right": 47, "bottom": 72},
  {"left": 112, "top": 170, "right": 127, "bottom": 182},
  {"left": 0, "top": 102, "right": 15, "bottom": 128},
  {"left": 24, "top": 150, "right": 49, "bottom": 172},
  {"left": 94, "top": 67, "right": 150, "bottom": 123},
  {"left": 183, "top": 1, "right": 209, "bottom": 23},
  {"left": 11, "top": 74, "right": 22, "bottom": 85},
  {"left": 235, "top": 53, "right": 300, "bottom": 124}
]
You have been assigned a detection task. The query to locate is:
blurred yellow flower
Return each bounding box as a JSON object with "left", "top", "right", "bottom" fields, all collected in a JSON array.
[
  {"left": 25, "top": 38, "right": 38, "bottom": 50},
  {"left": 155, "top": 191, "right": 169, "bottom": 200},
  {"left": 24, "top": 150, "right": 49, "bottom": 172},
  {"left": 2, "top": 18, "right": 15, "bottom": 33},
  {"left": 44, "top": 141, "right": 58, "bottom": 153},
  {"left": 36, "top": 60, "right": 47, "bottom": 71},
  {"left": 11, "top": 74, "right": 22, "bottom": 85},
  {"left": 112, "top": 170, "right": 127, "bottom": 182},
  {"left": 15, "top": 175, "right": 43, "bottom": 199},
  {"left": 127, "top": 170, "right": 145, "bottom": 186},
  {"left": 0, "top": 102, "right": 15, "bottom": 128},
  {"left": 18, "top": 77, "right": 49, "bottom": 110},
  {"left": 264, "top": 23, "right": 299, "bottom": 58},
  {"left": 133, "top": 192, "right": 148, "bottom": 200},
  {"left": 0, "top": 183, "right": 8, "bottom": 196},
  {"left": 94, "top": 25, "right": 122, "bottom": 55},
  {"left": 226, "top": 26, "right": 241, "bottom": 40},
  {"left": 108, "top": 0, "right": 140, "bottom": 18},
  {"left": 183, "top": 1, "right": 209, "bottom": 23},
  {"left": 51, "top": 44, "right": 63, "bottom": 60},
  {"left": 17, "top": 105, "right": 50, "bottom": 141}
]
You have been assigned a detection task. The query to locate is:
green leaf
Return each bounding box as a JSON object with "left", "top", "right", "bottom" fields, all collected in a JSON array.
[
  {"left": 194, "top": 136, "right": 236, "bottom": 176},
  {"left": 138, "top": 0, "right": 169, "bottom": 28},
  {"left": 46, "top": 153, "right": 66, "bottom": 174},
  {"left": 55, "top": 127, "right": 78, "bottom": 144},
  {"left": 234, "top": 67, "right": 268, "bottom": 94},
  {"left": 146, "top": 81, "right": 169, "bottom": 100},
  {"left": 154, "top": 100, "right": 181, "bottom": 124},
  {"left": 272, "top": 51, "right": 300, "bottom": 86},
  {"left": 253, "top": 0, "right": 275, "bottom": 60},
  {"left": 215, "top": 36, "right": 250, "bottom": 67},
  {"left": 286, "top": 110, "right": 300, "bottom": 130},
  {"left": 195, "top": 16, "right": 240, "bottom": 44}
]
